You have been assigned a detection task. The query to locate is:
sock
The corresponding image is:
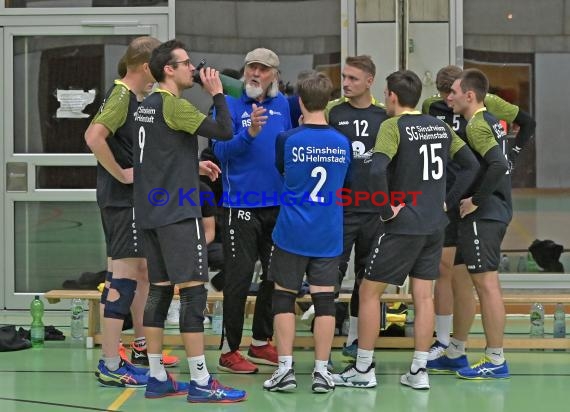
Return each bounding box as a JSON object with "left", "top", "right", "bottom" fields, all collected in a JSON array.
[
  {"left": 435, "top": 315, "right": 452, "bottom": 346},
  {"left": 251, "top": 338, "right": 268, "bottom": 347},
  {"left": 485, "top": 347, "right": 505, "bottom": 364},
  {"left": 133, "top": 337, "right": 146, "bottom": 350},
  {"left": 221, "top": 339, "right": 231, "bottom": 355},
  {"left": 189, "top": 355, "right": 210, "bottom": 386},
  {"left": 314, "top": 359, "right": 328, "bottom": 374},
  {"left": 411, "top": 351, "right": 428, "bottom": 373},
  {"left": 278, "top": 355, "right": 293, "bottom": 371},
  {"left": 346, "top": 316, "right": 359, "bottom": 346},
  {"left": 446, "top": 337, "right": 466, "bottom": 358},
  {"left": 103, "top": 356, "right": 121, "bottom": 372},
  {"left": 148, "top": 353, "right": 167, "bottom": 381},
  {"left": 355, "top": 348, "right": 373, "bottom": 372}
]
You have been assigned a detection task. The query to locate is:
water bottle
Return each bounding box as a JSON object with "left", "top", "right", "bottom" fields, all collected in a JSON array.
[
  {"left": 30, "top": 295, "right": 45, "bottom": 348},
  {"left": 530, "top": 302, "right": 544, "bottom": 338},
  {"left": 526, "top": 252, "right": 540, "bottom": 272},
  {"left": 70, "top": 298, "right": 85, "bottom": 341},
  {"left": 553, "top": 303, "right": 566, "bottom": 338},
  {"left": 499, "top": 254, "right": 510, "bottom": 273},
  {"left": 212, "top": 301, "right": 223, "bottom": 335},
  {"left": 405, "top": 304, "right": 415, "bottom": 337},
  {"left": 517, "top": 255, "right": 527, "bottom": 272},
  {"left": 192, "top": 59, "right": 243, "bottom": 98}
]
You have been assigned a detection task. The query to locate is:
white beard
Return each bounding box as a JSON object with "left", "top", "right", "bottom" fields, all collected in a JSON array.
[{"left": 245, "top": 83, "right": 264, "bottom": 99}]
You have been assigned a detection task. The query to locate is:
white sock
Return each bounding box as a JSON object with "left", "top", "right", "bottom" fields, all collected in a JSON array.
[
  {"left": 221, "top": 339, "right": 231, "bottom": 354},
  {"left": 485, "top": 347, "right": 505, "bottom": 364},
  {"left": 346, "top": 316, "right": 359, "bottom": 346},
  {"left": 314, "top": 359, "right": 328, "bottom": 374},
  {"left": 103, "top": 356, "right": 121, "bottom": 371},
  {"left": 188, "top": 355, "right": 210, "bottom": 386},
  {"left": 251, "top": 338, "right": 267, "bottom": 347},
  {"left": 278, "top": 355, "right": 293, "bottom": 371},
  {"left": 446, "top": 338, "right": 466, "bottom": 358},
  {"left": 411, "top": 351, "right": 428, "bottom": 373},
  {"left": 355, "top": 348, "right": 374, "bottom": 372},
  {"left": 148, "top": 353, "right": 167, "bottom": 381},
  {"left": 435, "top": 315, "right": 452, "bottom": 346}
]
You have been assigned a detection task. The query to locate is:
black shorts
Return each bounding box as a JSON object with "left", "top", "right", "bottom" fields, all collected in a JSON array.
[
  {"left": 100, "top": 207, "right": 144, "bottom": 259},
  {"left": 142, "top": 218, "right": 209, "bottom": 284},
  {"left": 455, "top": 219, "right": 507, "bottom": 274},
  {"left": 443, "top": 209, "right": 460, "bottom": 248},
  {"left": 364, "top": 230, "right": 444, "bottom": 286},
  {"left": 268, "top": 245, "right": 339, "bottom": 291},
  {"left": 339, "top": 211, "right": 383, "bottom": 278}
]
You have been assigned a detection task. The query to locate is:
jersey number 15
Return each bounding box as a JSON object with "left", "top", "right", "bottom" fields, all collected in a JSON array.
[{"left": 419, "top": 143, "right": 443, "bottom": 181}]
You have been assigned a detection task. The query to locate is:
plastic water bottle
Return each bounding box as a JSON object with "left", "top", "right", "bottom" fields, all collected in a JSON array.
[
  {"left": 405, "top": 304, "right": 415, "bottom": 337},
  {"left": 553, "top": 303, "right": 566, "bottom": 338},
  {"left": 517, "top": 255, "right": 527, "bottom": 272},
  {"left": 530, "top": 302, "right": 544, "bottom": 338},
  {"left": 526, "top": 252, "right": 540, "bottom": 272},
  {"left": 70, "top": 298, "right": 85, "bottom": 341},
  {"left": 499, "top": 254, "right": 510, "bottom": 273},
  {"left": 30, "top": 295, "right": 45, "bottom": 348},
  {"left": 212, "top": 301, "right": 223, "bottom": 335}
]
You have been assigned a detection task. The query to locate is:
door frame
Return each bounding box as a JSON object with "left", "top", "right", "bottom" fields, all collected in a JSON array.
[{"left": 1, "top": 8, "right": 172, "bottom": 309}]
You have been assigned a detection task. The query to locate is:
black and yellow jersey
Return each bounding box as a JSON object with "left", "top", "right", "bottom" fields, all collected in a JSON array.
[
  {"left": 92, "top": 80, "right": 139, "bottom": 208},
  {"left": 326, "top": 96, "right": 389, "bottom": 212},
  {"left": 373, "top": 112, "right": 465, "bottom": 234},
  {"left": 133, "top": 89, "right": 207, "bottom": 229},
  {"left": 463, "top": 108, "right": 512, "bottom": 224}
]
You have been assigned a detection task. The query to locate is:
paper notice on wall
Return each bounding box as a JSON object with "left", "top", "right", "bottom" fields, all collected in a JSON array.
[{"left": 56, "top": 89, "right": 96, "bottom": 118}]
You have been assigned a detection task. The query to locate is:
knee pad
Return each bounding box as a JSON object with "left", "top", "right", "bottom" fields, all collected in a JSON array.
[
  {"left": 100, "top": 271, "right": 113, "bottom": 305},
  {"left": 104, "top": 277, "right": 137, "bottom": 320},
  {"left": 272, "top": 289, "right": 297, "bottom": 315},
  {"left": 179, "top": 285, "right": 207, "bottom": 333},
  {"left": 312, "top": 292, "right": 336, "bottom": 317},
  {"left": 143, "top": 284, "right": 174, "bottom": 328}
]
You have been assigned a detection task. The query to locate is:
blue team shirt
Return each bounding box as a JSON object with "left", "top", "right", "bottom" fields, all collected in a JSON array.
[
  {"left": 272, "top": 124, "right": 351, "bottom": 257},
  {"left": 212, "top": 91, "right": 291, "bottom": 207}
]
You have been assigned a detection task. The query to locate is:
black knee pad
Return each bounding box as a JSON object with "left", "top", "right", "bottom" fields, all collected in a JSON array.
[
  {"left": 179, "top": 285, "right": 207, "bottom": 333},
  {"left": 272, "top": 289, "right": 297, "bottom": 315},
  {"left": 100, "top": 271, "right": 113, "bottom": 305},
  {"left": 143, "top": 284, "right": 174, "bottom": 328},
  {"left": 312, "top": 292, "right": 336, "bottom": 317},
  {"left": 104, "top": 277, "right": 137, "bottom": 320}
]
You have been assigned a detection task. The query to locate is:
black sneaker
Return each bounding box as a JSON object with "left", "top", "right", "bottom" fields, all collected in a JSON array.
[
  {"left": 312, "top": 370, "right": 335, "bottom": 393},
  {"left": 263, "top": 368, "right": 297, "bottom": 392}
]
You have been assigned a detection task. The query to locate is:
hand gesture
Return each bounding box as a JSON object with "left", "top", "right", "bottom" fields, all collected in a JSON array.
[
  {"left": 459, "top": 197, "right": 478, "bottom": 218},
  {"left": 382, "top": 203, "right": 406, "bottom": 222},
  {"left": 248, "top": 103, "right": 268, "bottom": 138},
  {"left": 199, "top": 160, "right": 221, "bottom": 182},
  {"left": 119, "top": 167, "right": 133, "bottom": 184}
]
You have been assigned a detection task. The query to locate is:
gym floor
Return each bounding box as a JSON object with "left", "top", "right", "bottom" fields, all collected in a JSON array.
[{"left": 1, "top": 310, "right": 569, "bottom": 412}]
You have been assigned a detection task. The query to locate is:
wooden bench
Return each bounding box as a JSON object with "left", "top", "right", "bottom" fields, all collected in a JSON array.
[{"left": 44, "top": 289, "right": 570, "bottom": 350}]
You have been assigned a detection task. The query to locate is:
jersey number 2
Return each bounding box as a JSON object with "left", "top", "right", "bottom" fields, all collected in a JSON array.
[
  {"left": 419, "top": 143, "right": 443, "bottom": 181},
  {"left": 310, "top": 166, "right": 327, "bottom": 203}
]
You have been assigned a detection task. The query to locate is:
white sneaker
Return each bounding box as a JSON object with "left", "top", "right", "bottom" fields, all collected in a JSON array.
[
  {"left": 263, "top": 368, "right": 297, "bottom": 392},
  {"left": 166, "top": 300, "right": 180, "bottom": 325},
  {"left": 332, "top": 362, "right": 377, "bottom": 388},
  {"left": 400, "top": 368, "right": 430, "bottom": 390},
  {"left": 312, "top": 369, "right": 335, "bottom": 393},
  {"left": 427, "top": 340, "right": 448, "bottom": 361}
]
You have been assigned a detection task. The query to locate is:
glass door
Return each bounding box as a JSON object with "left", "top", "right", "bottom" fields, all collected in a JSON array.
[{"left": 2, "top": 14, "right": 168, "bottom": 309}]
